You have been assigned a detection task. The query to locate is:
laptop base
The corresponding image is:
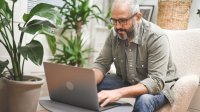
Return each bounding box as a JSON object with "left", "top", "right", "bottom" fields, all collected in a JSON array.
[
  {"left": 39, "top": 99, "right": 133, "bottom": 112},
  {"left": 39, "top": 100, "right": 96, "bottom": 112}
]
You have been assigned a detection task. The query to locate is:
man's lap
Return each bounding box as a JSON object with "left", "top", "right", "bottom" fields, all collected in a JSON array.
[
  {"left": 98, "top": 73, "right": 169, "bottom": 112},
  {"left": 97, "top": 73, "right": 130, "bottom": 91}
]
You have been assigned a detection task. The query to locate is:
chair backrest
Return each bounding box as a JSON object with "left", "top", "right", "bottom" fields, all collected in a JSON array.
[{"left": 165, "top": 29, "right": 200, "bottom": 77}]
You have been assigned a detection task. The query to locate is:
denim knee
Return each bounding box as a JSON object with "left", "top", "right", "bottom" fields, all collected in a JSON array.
[
  {"left": 133, "top": 93, "right": 168, "bottom": 112},
  {"left": 133, "top": 94, "right": 155, "bottom": 112}
]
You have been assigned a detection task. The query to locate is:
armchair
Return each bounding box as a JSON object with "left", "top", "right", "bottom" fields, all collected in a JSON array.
[{"left": 157, "top": 29, "right": 200, "bottom": 112}]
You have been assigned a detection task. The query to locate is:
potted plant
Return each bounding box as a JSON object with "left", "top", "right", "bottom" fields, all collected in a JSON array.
[
  {"left": 197, "top": 9, "right": 200, "bottom": 17},
  {"left": 0, "top": 0, "right": 61, "bottom": 112},
  {"left": 50, "top": 33, "right": 92, "bottom": 67},
  {"left": 50, "top": 0, "right": 105, "bottom": 67}
]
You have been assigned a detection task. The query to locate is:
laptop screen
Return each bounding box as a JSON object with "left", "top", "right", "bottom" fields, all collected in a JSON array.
[{"left": 43, "top": 62, "right": 99, "bottom": 111}]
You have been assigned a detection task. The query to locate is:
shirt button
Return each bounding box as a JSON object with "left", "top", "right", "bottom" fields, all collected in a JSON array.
[
  {"left": 130, "top": 65, "right": 133, "bottom": 67},
  {"left": 129, "top": 49, "right": 132, "bottom": 52}
]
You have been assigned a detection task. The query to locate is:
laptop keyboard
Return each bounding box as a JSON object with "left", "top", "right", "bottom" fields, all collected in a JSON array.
[{"left": 99, "top": 102, "right": 132, "bottom": 111}]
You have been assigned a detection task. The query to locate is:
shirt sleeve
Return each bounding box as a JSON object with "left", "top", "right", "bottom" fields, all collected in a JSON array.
[
  {"left": 92, "top": 32, "right": 114, "bottom": 75},
  {"left": 140, "top": 34, "right": 169, "bottom": 94}
]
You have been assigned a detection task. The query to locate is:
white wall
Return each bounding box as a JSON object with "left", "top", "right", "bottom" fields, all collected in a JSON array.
[{"left": 188, "top": 0, "right": 200, "bottom": 29}]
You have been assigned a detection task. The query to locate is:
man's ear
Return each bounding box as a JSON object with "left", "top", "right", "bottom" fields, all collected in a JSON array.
[{"left": 135, "top": 12, "right": 142, "bottom": 21}]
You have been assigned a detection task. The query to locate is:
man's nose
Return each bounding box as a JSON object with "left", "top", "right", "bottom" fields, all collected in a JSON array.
[{"left": 115, "top": 22, "right": 122, "bottom": 29}]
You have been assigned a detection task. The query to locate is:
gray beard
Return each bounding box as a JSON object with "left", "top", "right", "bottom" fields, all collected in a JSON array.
[
  {"left": 116, "top": 26, "right": 134, "bottom": 40},
  {"left": 117, "top": 19, "right": 140, "bottom": 40},
  {"left": 117, "top": 33, "right": 128, "bottom": 40}
]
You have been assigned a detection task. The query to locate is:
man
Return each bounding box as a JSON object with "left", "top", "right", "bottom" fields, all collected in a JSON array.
[{"left": 92, "top": 0, "right": 178, "bottom": 112}]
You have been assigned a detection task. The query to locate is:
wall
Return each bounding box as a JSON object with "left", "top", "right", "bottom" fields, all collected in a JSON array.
[
  {"left": 188, "top": 0, "right": 200, "bottom": 29},
  {"left": 139, "top": 0, "right": 200, "bottom": 29}
]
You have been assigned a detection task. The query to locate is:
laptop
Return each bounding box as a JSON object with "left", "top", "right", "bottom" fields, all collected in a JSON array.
[{"left": 40, "top": 62, "right": 132, "bottom": 112}]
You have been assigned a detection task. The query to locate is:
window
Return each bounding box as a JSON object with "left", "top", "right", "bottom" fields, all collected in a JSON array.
[{"left": 27, "top": 0, "right": 64, "bottom": 12}]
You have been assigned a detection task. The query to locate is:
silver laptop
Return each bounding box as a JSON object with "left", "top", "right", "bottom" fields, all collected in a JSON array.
[{"left": 40, "top": 62, "right": 132, "bottom": 112}]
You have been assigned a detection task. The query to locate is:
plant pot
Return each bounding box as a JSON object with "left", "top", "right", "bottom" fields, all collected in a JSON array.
[
  {"left": 0, "top": 78, "right": 7, "bottom": 112},
  {"left": 0, "top": 75, "right": 44, "bottom": 112}
]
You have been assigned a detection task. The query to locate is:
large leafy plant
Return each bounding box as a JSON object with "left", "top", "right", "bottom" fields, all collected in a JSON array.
[
  {"left": 0, "top": 0, "right": 61, "bottom": 81},
  {"left": 50, "top": 0, "right": 105, "bottom": 67},
  {"left": 60, "top": 0, "right": 104, "bottom": 37}
]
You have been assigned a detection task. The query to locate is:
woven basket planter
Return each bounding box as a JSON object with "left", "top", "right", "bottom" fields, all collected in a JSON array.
[{"left": 157, "top": 0, "right": 192, "bottom": 30}]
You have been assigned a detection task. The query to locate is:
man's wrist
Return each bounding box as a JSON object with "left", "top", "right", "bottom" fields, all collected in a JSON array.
[{"left": 116, "top": 88, "right": 126, "bottom": 98}]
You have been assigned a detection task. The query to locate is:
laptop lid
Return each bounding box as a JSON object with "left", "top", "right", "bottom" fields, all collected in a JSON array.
[{"left": 43, "top": 62, "right": 99, "bottom": 111}]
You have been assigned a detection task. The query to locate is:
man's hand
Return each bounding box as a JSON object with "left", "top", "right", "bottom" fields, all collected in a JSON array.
[
  {"left": 98, "top": 84, "right": 148, "bottom": 107},
  {"left": 98, "top": 89, "right": 122, "bottom": 107}
]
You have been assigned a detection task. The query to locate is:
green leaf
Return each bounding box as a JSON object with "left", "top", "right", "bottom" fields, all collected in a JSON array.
[
  {"left": 0, "top": 60, "right": 9, "bottom": 74},
  {"left": 33, "top": 9, "right": 62, "bottom": 25},
  {"left": 0, "top": 18, "right": 10, "bottom": 29},
  {"left": 22, "top": 20, "right": 57, "bottom": 55},
  {"left": 23, "top": 3, "right": 59, "bottom": 22},
  {"left": 19, "top": 19, "right": 56, "bottom": 35},
  {"left": 0, "top": 0, "right": 12, "bottom": 20},
  {"left": 45, "top": 34, "right": 56, "bottom": 55},
  {"left": 18, "top": 40, "right": 44, "bottom": 65},
  {"left": 91, "top": 5, "right": 102, "bottom": 13}
]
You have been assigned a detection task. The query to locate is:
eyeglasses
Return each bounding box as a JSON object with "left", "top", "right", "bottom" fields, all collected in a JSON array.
[{"left": 110, "top": 14, "right": 136, "bottom": 26}]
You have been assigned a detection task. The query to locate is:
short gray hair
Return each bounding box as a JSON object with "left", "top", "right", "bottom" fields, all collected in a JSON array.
[
  {"left": 112, "top": 0, "right": 140, "bottom": 15},
  {"left": 127, "top": 0, "right": 140, "bottom": 15}
]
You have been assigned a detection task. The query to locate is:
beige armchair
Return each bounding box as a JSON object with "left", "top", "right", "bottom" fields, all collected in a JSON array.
[{"left": 157, "top": 29, "right": 200, "bottom": 112}]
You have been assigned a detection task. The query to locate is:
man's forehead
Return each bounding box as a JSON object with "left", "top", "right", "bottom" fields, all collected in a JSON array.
[{"left": 111, "top": 6, "right": 131, "bottom": 18}]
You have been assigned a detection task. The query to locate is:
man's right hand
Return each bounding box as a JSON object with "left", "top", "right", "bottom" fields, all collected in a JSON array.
[{"left": 98, "top": 89, "right": 122, "bottom": 107}]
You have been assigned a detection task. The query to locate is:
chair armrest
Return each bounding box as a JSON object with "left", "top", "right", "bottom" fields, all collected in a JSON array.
[
  {"left": 172, "top": 75, "right": 199, "bottom": 112},
  {"left": 158, "top": 74, "right": 199, "bottom": 112}
]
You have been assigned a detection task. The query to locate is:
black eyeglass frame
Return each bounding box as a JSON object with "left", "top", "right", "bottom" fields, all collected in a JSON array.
[{"left": 110, "top": 13, "right": 137, "bottom": 25}]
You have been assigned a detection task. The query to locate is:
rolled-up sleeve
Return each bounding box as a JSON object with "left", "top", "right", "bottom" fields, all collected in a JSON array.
[
  {"left": 92, "top": 33, "right": 113, "bottom": 75},
  {"left": 140, "top": 34, "right": 169, "bottom": 94}
]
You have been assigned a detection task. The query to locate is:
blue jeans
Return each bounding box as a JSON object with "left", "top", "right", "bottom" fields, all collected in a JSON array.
[{"left": 98, "top": 74, "right": 169, "bottom": 112}]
